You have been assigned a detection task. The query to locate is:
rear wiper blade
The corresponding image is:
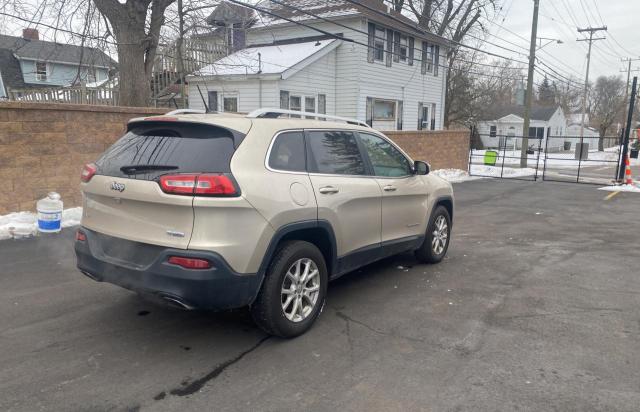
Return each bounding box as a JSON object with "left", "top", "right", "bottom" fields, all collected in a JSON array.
[{"left": 120, "top": 164, "right": 179, "bottom": 174}]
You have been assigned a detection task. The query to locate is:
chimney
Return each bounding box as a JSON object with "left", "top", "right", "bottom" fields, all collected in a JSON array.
[{"left": 22, "top": 28, "right": 39, "bottom": 41}]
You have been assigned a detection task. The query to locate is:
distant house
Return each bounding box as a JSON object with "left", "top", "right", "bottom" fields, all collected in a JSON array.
[
  {"left": 188, "top": 0, "right": 450, "bottom": 131},
  {"left": 476, "top": 105, "right": 567, "bottom": 151},
  {"left": 0, "top": 29, "right": 116, "bottom": 98}
]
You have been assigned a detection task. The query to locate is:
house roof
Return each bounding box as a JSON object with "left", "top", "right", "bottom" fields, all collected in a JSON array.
[
  {"left": 193, "top": 39, "right": 340, "bottom": 78},
  {"left": 0, "top": 48, "right": 30, "bottom": 91},
  {"left": 479, "top": 105, "right": 560, "bottom": 122},
  {"left": 0, "top": 34, "right": 116, "bottom": 68},
  {"left": 252, "top": 0, "right": 449, "bottom": 46}
]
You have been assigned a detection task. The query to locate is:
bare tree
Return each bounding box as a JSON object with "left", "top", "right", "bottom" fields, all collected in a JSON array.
[
  {"left": 589, "top": 75, "right": 626, "bottom": 151},
  {"left": 93, "top": 0, "right": 176, "bottom": 107}
]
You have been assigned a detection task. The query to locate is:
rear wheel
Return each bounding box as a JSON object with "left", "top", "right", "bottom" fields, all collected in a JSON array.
[
  {"left": 251, "top": 241, "right": 328, "bottom": 338},
  {"left": 415, "top": 206, "right": 451, "bottom": 264}
]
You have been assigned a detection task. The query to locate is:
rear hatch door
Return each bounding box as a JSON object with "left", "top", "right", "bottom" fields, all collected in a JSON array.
[{"left": 81, "top": 121, "right": 238, "bottom": 249}]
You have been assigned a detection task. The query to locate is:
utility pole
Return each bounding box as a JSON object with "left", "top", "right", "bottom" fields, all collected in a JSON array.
[
  {"left": 576, "top": 26, "right": 607, "bottom": 140},
  {"left": 520, "top": 0, "right": 540, "bottom": 168},
  {"left": 620, "top": 57, "right": 640, "bottom": 113},
  {"left": 617, "top": 76, "right": 637, "bottom": 181}
]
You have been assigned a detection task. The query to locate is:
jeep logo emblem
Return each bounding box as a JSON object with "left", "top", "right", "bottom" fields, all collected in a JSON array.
[{"left": 110, "top": 182, "right": 125, "bottom": 192}]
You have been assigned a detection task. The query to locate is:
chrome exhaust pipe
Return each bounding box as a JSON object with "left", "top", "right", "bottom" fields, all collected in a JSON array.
[{"left": 160, "top": 294, "right": 195, "bottom": 310}]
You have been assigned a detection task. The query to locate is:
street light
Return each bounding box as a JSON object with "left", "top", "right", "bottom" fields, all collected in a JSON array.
[{"left": 537, "top": 37, "right": 563, "bottom": 50}]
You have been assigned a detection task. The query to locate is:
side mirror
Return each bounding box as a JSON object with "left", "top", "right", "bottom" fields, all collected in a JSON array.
[{"left": 414, "top": 160, "right": 430, "bottom": 175}]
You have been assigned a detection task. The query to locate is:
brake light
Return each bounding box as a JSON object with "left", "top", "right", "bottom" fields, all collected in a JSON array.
[
  {"left": 75, "top": 230, "right": 86, "bottom": 241},
  {"left": 168, "top": 256, "right": 212, "bottom": 269},
  {"left": 80, "top": 163, "right": 97, "bottom": 182},
  {"left": 159, "top": 174, "right": 238, "bottom": 196}
]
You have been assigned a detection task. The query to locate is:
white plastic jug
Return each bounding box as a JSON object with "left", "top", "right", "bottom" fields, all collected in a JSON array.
[{"left": 37, "top": 192, "right": 63, "bottom": 233}]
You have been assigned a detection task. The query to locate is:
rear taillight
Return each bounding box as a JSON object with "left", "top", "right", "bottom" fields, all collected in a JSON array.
[
  {"left": 167, "top": 256, "right": 212, "bottom": 270},
  {"left": 159, "top": 174, "right": 238, "bottom": 197},
  {"left": 81, "top": 163, "right": 97, "bottom": 182},
  {"left": 75, "top": 230, "right": 86, "bottom": 242}
]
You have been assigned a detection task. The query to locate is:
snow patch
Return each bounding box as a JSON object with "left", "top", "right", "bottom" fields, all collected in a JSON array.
[
  {"left": 432, "top": 169, "right": 482, "bottom": 183},
  {"left": 598, "top": 184, "right": 640, "bottom": 193},
  {"left": 0, "top": 207, "right": 83, "bottom": 240}
]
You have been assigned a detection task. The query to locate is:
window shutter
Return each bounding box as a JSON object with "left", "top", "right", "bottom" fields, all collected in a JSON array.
[
  {"left": 431, "top": 103, "right": 437, "bottom": 130},
  {"left": 421, "top": 42, "right": 427, "bottom": 74},
  {"left": 393, "top": 32, "right": 400, "bottom": 63},
  {"left": 434, "top": 45, "right": 440, "bottom": 76},
  {"left": 397, "top": 100, "right": 403, "bottom": 130},
  {"left": 280, "top": 90, "right": 289, "bottom": 109},
  {"left": 367, "top": 23, "right": 375, "bottom": 63},
  {"left": 386, "top": 29, "right": 393, "bottom": 67},
  {"left": 408, "top": 37, "right": 414, "bottom": 66},
  {"left": 366, "top": 97, "right": 374, "bottom": 127},
  {"left": 207, "top": 91, "right": 218, "bottom": 112},
  {"left": 417, "top": 102, "right": 423, "bottom": 130}
]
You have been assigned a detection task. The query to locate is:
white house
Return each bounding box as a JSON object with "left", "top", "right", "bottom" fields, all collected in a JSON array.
[
  {"left": 476, "top": 105, "right": 567, "bottom": 151},
  {"left": 187, "top": 0, "right": 450, "bottom": 131}
]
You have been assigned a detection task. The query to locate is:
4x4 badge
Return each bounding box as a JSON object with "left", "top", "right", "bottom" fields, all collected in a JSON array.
[{"left": 110, "top": 182, "right": 125, "bottom": 192}]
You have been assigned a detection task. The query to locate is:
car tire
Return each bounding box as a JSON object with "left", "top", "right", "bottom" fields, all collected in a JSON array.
[
  {"left": 251, "top": 240, "right": 328, "bottom": 338},
  {"left": 415, "top": 205, "right": 451, "bottom": 264}
]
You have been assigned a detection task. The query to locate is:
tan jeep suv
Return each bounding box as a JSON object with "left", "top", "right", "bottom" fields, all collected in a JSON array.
[{"left": 75, "top": 109, "right": 454, "bottom": 338}]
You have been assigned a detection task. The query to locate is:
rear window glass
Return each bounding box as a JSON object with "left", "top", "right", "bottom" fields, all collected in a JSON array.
[
  {"left": 96, "top": 122, "right": 235, "bottom": 180},
  {"left": 268, "top": 131, "right": 306, "bottom": 172},
  {"left": 306, "top": 130, "right": 366, "bottom": 175}
]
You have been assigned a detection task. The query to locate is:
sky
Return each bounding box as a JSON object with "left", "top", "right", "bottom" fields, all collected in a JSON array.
[
  {"left": 1, "top": 0, "right": 638, "bottom": 87},
  {"left": 484, "top": 0, "right": 640, "bottom": 85}
]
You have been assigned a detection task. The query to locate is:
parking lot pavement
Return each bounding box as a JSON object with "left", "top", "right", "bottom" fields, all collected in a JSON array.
[{"left": 1, "top": 179, "right": 640, "bottom": 412}]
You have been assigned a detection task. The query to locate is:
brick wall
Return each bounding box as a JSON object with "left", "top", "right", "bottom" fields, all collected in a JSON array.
[
  {"left": 0, "top": 102, "right": 166, "bottom": 214},
  {"left": 385, "top": 130, "right": 470, "bottom": 172},
  {"left": 0, "top": 103, "right": 471, "bottom": 214}
]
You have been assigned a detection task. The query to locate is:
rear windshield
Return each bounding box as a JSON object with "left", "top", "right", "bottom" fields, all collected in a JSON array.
[{"left": 95, "top": 122, "right": 236, "bottom": 180}]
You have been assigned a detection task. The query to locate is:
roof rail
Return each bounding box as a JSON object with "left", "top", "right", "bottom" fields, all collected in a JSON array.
[
  {"left": 247, "top": 108, "right": 371, "bottom": 128},
  {"left": 165, "top": 109, "right": 206, "bottom": 115}
]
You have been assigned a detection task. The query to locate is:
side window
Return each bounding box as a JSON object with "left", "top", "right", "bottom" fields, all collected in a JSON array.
[
  {"left": 359, "top": 133, "right": 412, "bottom": 177},
  {"left": 307, "top": 131, "right": 366, "bottom": 175},
  {"left": 268, "top": 131, "right": 306, "bottom": 172}
]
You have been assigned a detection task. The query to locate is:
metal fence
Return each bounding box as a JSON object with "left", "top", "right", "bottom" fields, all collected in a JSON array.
[{"left": 469, "top": 132, "right": 626, "bottom": 185}]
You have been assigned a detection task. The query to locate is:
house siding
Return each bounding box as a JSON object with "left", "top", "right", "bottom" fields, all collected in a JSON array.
[
  {"left": 19, "top": 59, "right": 109, "bottom": 87},
  {"left": 246, "top": 17, "right": 447, "bottom": 130},
  {"left": 187, "top": 78, "right": 279, "bottom": 112}
]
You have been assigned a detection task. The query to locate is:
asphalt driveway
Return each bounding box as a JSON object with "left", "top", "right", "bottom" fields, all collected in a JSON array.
[{"left": 1, "top": 179, "right": 639, "bottom": 412}]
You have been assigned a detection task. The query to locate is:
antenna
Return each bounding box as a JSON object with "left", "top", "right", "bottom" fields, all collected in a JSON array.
[{"left": 196, "top": 84, "right": 210, "bottom": 113}]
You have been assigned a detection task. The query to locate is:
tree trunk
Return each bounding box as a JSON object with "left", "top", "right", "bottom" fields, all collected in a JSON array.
[
  {"left": 115, "top": 28, "right": 152, "bottom": 107},
  {"left": 598, "top": 126, "right": 606, "bottom": 151}
]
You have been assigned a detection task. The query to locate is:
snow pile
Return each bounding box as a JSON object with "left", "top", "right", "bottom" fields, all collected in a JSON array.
[
  {"left": 0, "top": 207, "right": 83, "bottom": 240},
  {"left": 598, "top": 184, "right": 640, "bottom": 193},
  {"left": 470, "top": 165, "right": 537, "bottom": 178},
  {"left": 432, "top": 169, "right": 482, "bottom": 183}
]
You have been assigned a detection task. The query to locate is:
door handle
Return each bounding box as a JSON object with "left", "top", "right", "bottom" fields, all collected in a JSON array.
[
  {"left": 383, "top": 185, "right": 397, "bottom": 192},
  {"left": 319, "top": 186, "right": 339, "bottom": 194}
]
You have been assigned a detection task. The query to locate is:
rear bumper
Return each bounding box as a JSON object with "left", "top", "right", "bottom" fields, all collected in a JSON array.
[{"left": 74, "top": 228, "right": 261, "bottom": 310}]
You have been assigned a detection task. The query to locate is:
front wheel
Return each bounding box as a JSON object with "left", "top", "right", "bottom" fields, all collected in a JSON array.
[
  {"left": 415, "top": 206, "right": 451, "bottom": 264},
  {"left": 251, "top": 241, "right": 328, "bottom": 338}
]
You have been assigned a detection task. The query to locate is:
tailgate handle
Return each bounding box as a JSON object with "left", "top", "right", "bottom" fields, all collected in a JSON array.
[
  {"left": 383, "top": 185, "right": 397, "bottom": 192},
  {"left": 319, "top": 186, "right": 339, "bottom": 194}
]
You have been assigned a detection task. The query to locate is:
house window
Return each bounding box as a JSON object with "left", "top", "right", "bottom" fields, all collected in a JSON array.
[
  {"left": 223, "top": 96, "right": 238, "bottom": 112},
  {"left": 399, "top": 36, "right": 408, "bottom": 62},
  {"left": 317, "top": 94, "right": 326, "bottom": 114},
  {"left": 207, "top": 91, "right": 218, "bottom": 112},
  {"left": 280, "top": 90, "right": 290, "bottom": 109},
  {"left": 86, "top": 67, "right": 97, "bottom": 83},
  {"left": 304, "top": 96, "right": 316, "bottom": 113},
  {"left": 35, "top": 62, "right": 47, "bottom": 81},
  {"left": 373, "top": 99, "right": 396, "bottom": 121},
  {"left": 421, "top": 42, "right": 437, "bottom": 74},
  {"left": 374, "top": 26, "right": 386, "bottom": 61},
  {"left": 290, "top": 95, "right": 302, "bottom": 112},
  {"left": 490, "top": 125, "right": 497, "bottom": 137},
  {"left": 418, "top": 103, "right": 437, "bottom": 130}
]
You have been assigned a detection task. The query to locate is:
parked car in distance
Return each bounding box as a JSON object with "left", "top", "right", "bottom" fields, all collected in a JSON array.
[{"left": 75, "top": 109, "right": 454, "bottom": 338}]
